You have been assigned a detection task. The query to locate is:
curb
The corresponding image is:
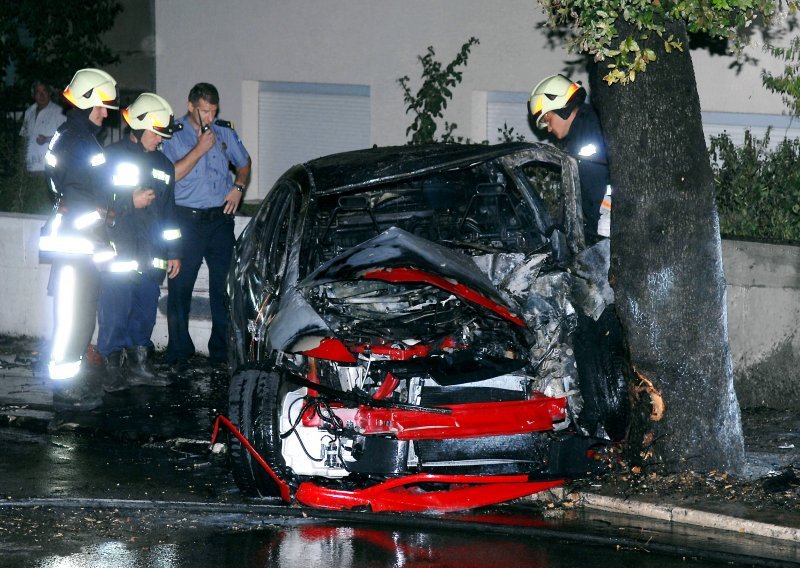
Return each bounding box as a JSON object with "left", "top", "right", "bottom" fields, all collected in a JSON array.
[{"left": 574, "top": 492, "right": 800, "bottom": 543}]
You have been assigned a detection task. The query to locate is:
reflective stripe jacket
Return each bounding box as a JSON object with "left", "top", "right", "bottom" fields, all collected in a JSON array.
[
  {"left": 41, "top": 110, "right": 114, "bottom": 257},
  {"left": 105, "top": 138, "right": 182, "bottom": 278},
  {"left": 562, "top": 104, "right": 611, "bottom": 242}
]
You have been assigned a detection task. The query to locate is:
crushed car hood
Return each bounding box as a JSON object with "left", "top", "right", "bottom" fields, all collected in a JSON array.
[
  {"left": 267, "top": 227, "right": 527, "bottom": 356},
  {"left": 300, "top": 227, "right": 525, "bottom": 325}
]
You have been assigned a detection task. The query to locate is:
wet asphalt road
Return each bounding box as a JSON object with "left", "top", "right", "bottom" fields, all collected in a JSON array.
[
  {"left": 0, "top": 505, "right": 754, "bottom": 568},
  {"left": 0, "top": 346, "right": 798, "bottom": 567}
]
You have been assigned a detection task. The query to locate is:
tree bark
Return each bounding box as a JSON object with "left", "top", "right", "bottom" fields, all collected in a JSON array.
[{"left": 589, "top": 19, "right": 745, "bottom": 472}]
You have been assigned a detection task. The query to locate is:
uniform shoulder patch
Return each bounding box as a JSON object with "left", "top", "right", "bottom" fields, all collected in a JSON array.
[{"left": 214, "top": 119, "right": 235, "bottom": 130}]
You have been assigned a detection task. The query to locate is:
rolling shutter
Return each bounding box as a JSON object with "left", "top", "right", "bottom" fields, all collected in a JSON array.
[
  {"left": 258, "top": 82, "right": 370, "bottom": 194},
  {"left": 486, "top": 91, "right": 537, "bottom": 143}
]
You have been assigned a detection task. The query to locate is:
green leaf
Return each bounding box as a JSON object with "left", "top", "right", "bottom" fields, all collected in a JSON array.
[{"left": 398, "top": 37, "right": 478, "bottom": 144}]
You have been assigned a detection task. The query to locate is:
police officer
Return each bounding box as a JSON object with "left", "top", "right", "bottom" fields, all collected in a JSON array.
[
  {"left": 99, "top": 93, "right": 183, "bottom": 391},
  {"left": 529, "top": 74, "right": 612, "bottom": 243},
  {"left": 39, "top": 68, "right": 121, "bottom": 410},
  {"left": 161, "top": 83, "right": 251, "bottom": 370}
]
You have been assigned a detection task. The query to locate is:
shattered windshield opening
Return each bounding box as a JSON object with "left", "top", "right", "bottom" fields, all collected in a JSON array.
[
  {"left": 518, "top": 160, "right": 564, "bottom": 231},
  {"left": 303, "top": 160, "right": 548, "bottom": 276}
]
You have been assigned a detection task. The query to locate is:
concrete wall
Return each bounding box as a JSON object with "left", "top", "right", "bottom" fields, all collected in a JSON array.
[
  {"left": 723, "top": 240, "right": 800, "bottom": 410},
  {"left": 1, "top": 213, "right": 797, "bottom": 408},
  {"left": 154, "top": 0, "right": 795, "bottom": 201},
  {"left": 0, "top": 213, "right": 248, "bottom": 356}
]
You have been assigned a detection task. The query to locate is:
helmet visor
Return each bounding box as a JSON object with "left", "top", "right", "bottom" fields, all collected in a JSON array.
[
  {"left": 152, "top": 115, "right": 175, "bottom": 138},
  {"left": 98, "top": 85, "right": 119, "bottom": 109},
  {"left": 529, "top": 95, "right": 546, "bottom": 129}
]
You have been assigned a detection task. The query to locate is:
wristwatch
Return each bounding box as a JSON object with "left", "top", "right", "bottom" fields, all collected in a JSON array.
[{"left": 233, "top": 183, "right": 245, "bottom": 193}]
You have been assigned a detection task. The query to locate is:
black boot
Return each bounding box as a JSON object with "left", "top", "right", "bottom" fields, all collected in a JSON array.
[
  {"left": 128, "top": 346, "right": 172, "bottom": 387},
  {"left": 52, "top": 374, "right": 103, "bottom": 412},
  {"left": 103, "top": 351, "right": 127, "bottom": 393}
]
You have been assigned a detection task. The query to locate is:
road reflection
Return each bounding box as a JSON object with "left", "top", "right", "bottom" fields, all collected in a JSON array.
[{"left": 31, "top": 522, "right": 728, "bottom": 568}]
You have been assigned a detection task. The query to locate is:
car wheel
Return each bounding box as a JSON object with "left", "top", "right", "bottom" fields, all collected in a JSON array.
[
  {"left": 573, "top": 305, "right": 630, "bottom": 441},
  {"left": 228, "top": 367, "right": 290, "bottom": 497}
]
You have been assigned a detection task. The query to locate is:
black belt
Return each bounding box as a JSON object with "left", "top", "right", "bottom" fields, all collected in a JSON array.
[{"left": 175, "top": 205, "right": 227, "bottom": 221}]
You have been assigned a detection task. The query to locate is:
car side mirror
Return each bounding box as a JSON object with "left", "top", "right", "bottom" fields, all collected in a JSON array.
[{"left": 547, "top": 226, "right": 570, "bottom": 265}]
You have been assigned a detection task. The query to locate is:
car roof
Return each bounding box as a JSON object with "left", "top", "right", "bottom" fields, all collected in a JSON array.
[{"left": 301, "top": 141, "right": 549, "bottom": 195}]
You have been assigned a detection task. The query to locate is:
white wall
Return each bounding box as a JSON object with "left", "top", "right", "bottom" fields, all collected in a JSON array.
[
  {"left": 0, "top": 213, "right": 248, "bottom": 355},
  {"left": 0, "top": 214, "right": 53, "bottom": 338},
  {"left": 155, "top": 0, "right": 794, "bottom": 200}
]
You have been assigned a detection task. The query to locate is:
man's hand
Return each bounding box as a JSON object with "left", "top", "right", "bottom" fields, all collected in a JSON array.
[
  {"left": 167, "top": 259, "right": 181, "bottom": 279},
  {"left": 133, "top": 188, "right": 156, "bottom": 209},
  {"left": 196, "top": 128, "right": 216, "bottom": 155},
  {"left": 223, "top": 187, "right": 243, "bottom": 215}
]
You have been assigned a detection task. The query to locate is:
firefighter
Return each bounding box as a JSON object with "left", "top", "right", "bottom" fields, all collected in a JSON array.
[
  {"left": 99, "top": 93, "right": 182, "bottom": 391},
  {"left": 529, "top": 74, "right": 612, "bottom": 243},
  {"left": 39, "top": 68, "right": 151, "bottom": 411}
]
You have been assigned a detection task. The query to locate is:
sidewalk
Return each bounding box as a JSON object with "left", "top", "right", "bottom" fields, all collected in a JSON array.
[
  {"left": 0, "top": 337, "right": 228, "bottom": 441},
  {"left": 1, "top": 335, "right": 798, "bottom": 564}
]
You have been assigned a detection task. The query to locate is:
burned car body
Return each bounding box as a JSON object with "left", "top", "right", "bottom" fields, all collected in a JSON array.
[{"left": 223, "top": 142, "right": 627, "bottom": 512}]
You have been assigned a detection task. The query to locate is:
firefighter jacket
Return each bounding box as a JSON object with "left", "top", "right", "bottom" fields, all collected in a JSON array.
[
  {"left": 105, "top": 137, "right": 182, "bottom": 280},
  {"left": 562, "top": 104, "right": 611, "bottom": 242},
  {"left": 40, "top": 110, "right": 115, "bottom": 261}
]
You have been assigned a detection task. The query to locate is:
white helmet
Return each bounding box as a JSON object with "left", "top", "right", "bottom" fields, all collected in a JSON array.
[
  {"left": 63, "top": 68, "right": 119, "bottom": 110},
  {"left": 122, "top": 93, "right": 175, "bottom": 138},
  {"left": 529, "top": 74, "right": 585, "bottom": 130}
]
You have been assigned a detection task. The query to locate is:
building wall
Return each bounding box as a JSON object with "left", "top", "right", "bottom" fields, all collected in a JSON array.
[
  {"left": 154, "top": 0, "right": 794, "bottom": 200},
  {"left": 104, "top": 0, "right": 156, "bottom": 96},
  {"left": 1, "top": 212, "right": 797, "bottom": 409}
]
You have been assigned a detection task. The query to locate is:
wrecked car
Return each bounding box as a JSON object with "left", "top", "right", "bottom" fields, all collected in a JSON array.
[{"left": 220, "top": 142, "right": 628, "bottom": 512}]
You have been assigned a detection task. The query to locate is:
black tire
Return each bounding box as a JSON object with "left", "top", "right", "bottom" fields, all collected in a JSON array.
[
  {"left": 573, "top": 305, "right": 630, "bottom": 441},
  {"left": 228, "top": 367, "right": 290, "bottom": 497}
]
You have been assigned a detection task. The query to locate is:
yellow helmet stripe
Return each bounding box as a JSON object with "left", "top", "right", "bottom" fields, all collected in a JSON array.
[
  {"left": 96, "top": 88, "right": 114, "bottom": 102},
  {"left": 566, "top": 83, "right": 580, "bottom": 101},
  {"left": 532, "top": 95, "right": 543, "bottom": 115}
]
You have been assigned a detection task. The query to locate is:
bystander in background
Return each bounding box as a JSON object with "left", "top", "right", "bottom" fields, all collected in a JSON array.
[{"left": 20, "top": 81, "right": 65, "bottom": 178}]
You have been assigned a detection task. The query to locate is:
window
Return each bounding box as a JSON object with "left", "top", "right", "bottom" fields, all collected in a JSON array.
[
  {"left": 486, "top": 91, "right": 537, "bottom": 143},
  {"left": 255, "top": 180, "right": 297, "bottom": 284},
  {"left": 518, "top": 160, "right": 564, "bottom": 231},
  {"left": 483, "top": 94, "right": 800, "bottom": 151},
  {"left": 244, "top": 181, "right": 299, "bottom": 360},
  {"left": 258, "top": 82, "right": 370, "bottom": 195},
  {"left": 304, "top": 158, "right": 547, "bottom": 269},
  {"left": 702, "top": 112, "right": 800, "bottom": 149}
]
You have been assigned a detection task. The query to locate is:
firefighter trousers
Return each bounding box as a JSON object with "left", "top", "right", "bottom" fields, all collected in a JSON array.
[{"left": 97, "top": 271, "right": 160, "bottom": 358}]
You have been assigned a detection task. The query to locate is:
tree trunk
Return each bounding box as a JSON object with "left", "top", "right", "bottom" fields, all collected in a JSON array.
[{"left": 589, "top": 19, "right": 745, "bottom": 473}]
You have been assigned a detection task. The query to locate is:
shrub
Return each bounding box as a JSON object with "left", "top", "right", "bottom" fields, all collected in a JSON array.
[
  {"left": 398, "top": 37, "right": 479, "bottom": 145},
  {"left": 709, "top": 129, "right": 800, "bottom": 243},
  {"left": 0, "top": 126, "right": 53, "bottom": 215}
]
